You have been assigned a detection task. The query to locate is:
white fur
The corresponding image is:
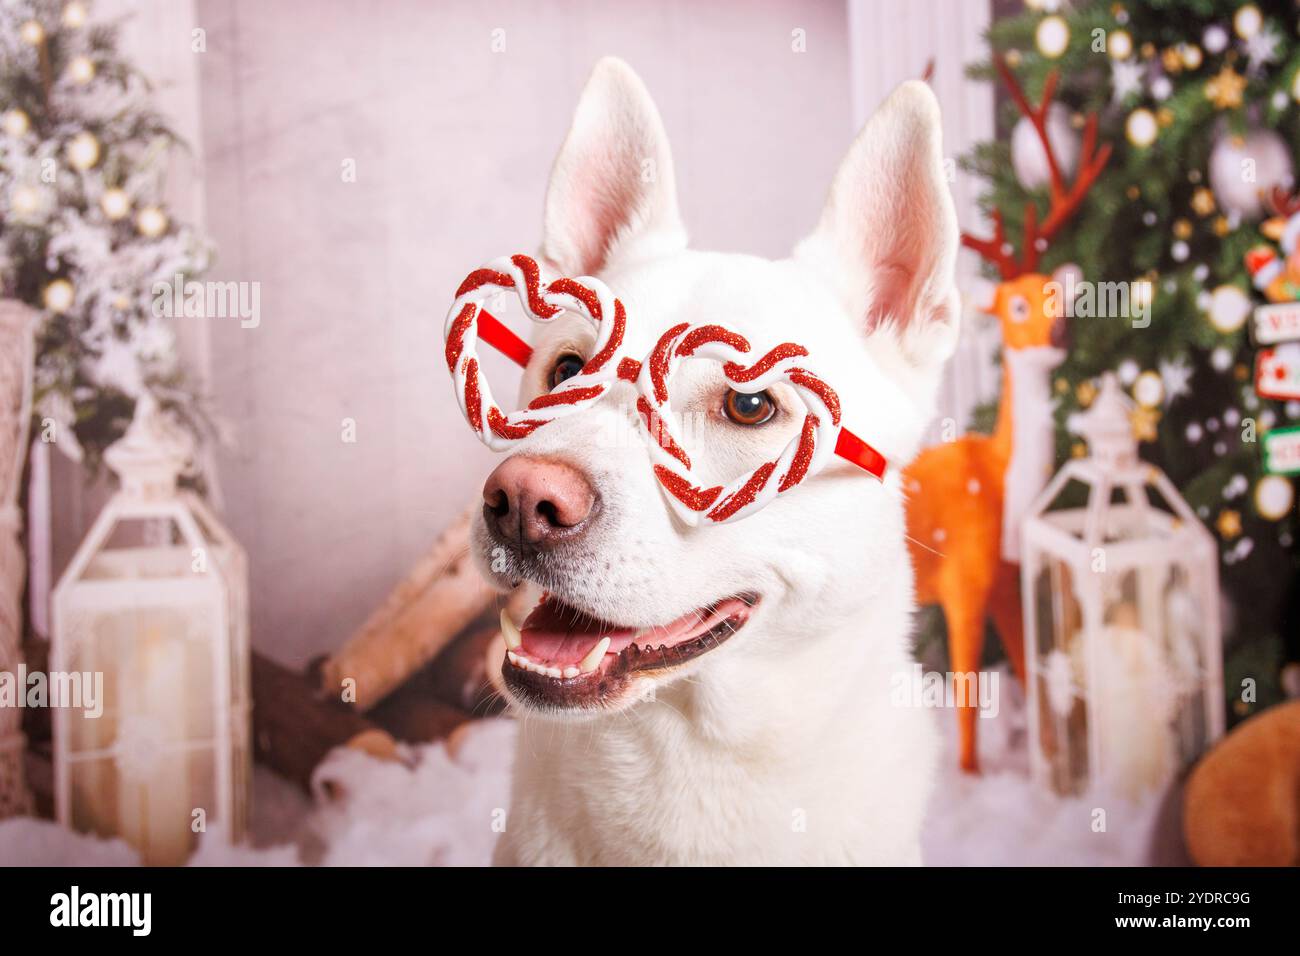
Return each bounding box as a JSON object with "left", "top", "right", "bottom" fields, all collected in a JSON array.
[{"left": 476, "top": 59, "right": 959, "bottom": 866}]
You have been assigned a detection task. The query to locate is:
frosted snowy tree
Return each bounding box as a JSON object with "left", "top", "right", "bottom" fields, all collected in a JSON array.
[{"left": 0, "top": 0, "right": 211, "bottom": 470}]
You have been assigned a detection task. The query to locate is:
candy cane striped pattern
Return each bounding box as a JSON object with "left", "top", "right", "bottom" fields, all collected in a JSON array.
[
  {"left": 443, "top": 254, "right": 626, "bottom": 452},
  {"left": 444, "top": 254, "right": 849, "bottom": 525},
  {"left": 630, "top": 325, "right": 844, "bottom": 525}
]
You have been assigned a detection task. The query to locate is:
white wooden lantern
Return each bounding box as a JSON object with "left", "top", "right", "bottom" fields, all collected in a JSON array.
[
  {"left": 51, "top": 395, "right": 249, "bottom": 864},
  {"left": 1020, "top": 374, "right": 1224, "bottom": 799}
]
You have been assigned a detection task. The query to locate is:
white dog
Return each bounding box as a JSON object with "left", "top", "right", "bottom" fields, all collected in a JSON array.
[{"left": 472, "top": 58, "right": 960, "bottom": 865}]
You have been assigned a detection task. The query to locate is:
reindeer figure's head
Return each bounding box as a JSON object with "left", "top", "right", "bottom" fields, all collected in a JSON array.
[{"left": 965, "top": 57, "right": 1111, "bottom": 362}]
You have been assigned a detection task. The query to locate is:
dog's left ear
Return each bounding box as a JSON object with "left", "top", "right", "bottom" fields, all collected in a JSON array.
[{"left": 796, "top": 80, "right": 960, "bottom": 377}]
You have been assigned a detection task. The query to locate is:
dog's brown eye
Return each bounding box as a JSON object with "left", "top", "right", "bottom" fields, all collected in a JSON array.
[
  {"left": 549, "top": 353, "right": 584, "bottom": 389},
  {"left": 723, "top": 389, "right": 775, "bottom": 426}
]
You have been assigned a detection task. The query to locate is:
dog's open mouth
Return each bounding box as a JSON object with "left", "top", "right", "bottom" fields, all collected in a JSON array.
[{"left": 499, "top": 592, "right": 758, "bottom": 708}]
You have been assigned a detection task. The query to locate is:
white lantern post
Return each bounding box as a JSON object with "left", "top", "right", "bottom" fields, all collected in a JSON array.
[
  {"left": 51, "top": 395, "right": 249, "bottom": 864},
  {"left": 1020, "top": 374, "right": 1225, "bottom": 799}
]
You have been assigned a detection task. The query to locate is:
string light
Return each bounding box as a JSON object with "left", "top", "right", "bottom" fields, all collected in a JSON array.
[
  {"left": 62, "top": 2, "right": 89, "bottom": 28},
  {"left": 68, "top": 55, "right": 95, "bottom": 84},
  {"left": 1108, "top": 30, "right": 1133, "bottom": 60},
  {"left": 66, "top": 131, "right": 100, "bottom": 170},
  {"left": 100, "top": 188, "right": 131, "bottom": 220},
  {"left": 136, "top": 205, "right": 168, "bottom": 238},
  {"left": 2, "top": 109, "right": 30, "bottom": 137},
  {"left": 11, "top": 186, "right": 40, "bottom": 216},
  {"left": 19, "top": 20, "right": 45, "bottom": 45},
  {"left": 43, "top": 279, "right": 75, "bottom": 313}
]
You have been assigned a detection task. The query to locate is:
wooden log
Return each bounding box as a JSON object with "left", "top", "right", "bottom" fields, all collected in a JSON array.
[
  {"left": 319, "top": 501, "right": 497, "bottom": 710},
  {"left": 252, "top": 651, "right": 400, "bottom": 792}
]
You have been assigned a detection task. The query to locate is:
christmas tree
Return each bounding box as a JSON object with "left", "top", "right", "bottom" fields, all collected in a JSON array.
[
  {"left": 960, "top": 0, "right": 1300, "bottom": 717},
  {"left": 0, "top": 0, "right": 210, "bottom": 470}
]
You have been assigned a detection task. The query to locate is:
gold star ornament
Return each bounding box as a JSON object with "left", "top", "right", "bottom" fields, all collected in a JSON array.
[{"left": 1205, "top": 65, "right": 1247, "bottom": 109}]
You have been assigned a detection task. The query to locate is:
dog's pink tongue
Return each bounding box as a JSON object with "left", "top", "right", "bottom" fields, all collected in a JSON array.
[{"left": 520, "top": 596, "right": 637, "bottom": 666}]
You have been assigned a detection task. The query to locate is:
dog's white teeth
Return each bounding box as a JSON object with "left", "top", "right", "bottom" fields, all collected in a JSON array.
[
  {"left": 507, "top": 650, "right": 520, "bottom": 665},
  {"left": 562, "top": 666, "right": 579, "bottom": 679},
  {"left": 500, "top": 609, "right": 522, "bottom": 650},
  {"left": 578, "top": 637, "right": 611, "bottom": 674}
]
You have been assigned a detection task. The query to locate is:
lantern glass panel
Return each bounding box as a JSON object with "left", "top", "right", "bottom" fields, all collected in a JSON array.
[{"left": 1031, "top": 557, "right": 1089, "bottom": 795}]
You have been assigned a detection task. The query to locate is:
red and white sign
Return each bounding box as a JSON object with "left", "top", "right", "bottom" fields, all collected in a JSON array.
[
  {"left": 1252, "top": 302, "right": 1300, "bottom": 346},
  {"left": 1256, "top": 343, "right": 1300, "bottom": 400}
]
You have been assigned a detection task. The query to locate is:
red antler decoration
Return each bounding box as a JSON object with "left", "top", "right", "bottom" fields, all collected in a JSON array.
[
  {"left": 1267, "top": 185, "right": 1300, "bottom": 218},
  {"left": 962, "top": 55, "right": 1113, "bottom": 279}
]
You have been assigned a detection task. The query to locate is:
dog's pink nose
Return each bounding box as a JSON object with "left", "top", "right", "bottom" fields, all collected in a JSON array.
[{"left": 483, "top": 456, "right": 597, "bottom": 548}]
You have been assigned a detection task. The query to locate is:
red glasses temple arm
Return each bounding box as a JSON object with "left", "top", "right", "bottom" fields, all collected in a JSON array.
[{"left": 474, "top": 309, "right": 885, "bottom": 480}]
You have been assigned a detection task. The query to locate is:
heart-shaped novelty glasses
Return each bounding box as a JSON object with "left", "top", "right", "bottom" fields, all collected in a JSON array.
[{"left": 443, "top": 254, "right": 887, "bottom": 525}]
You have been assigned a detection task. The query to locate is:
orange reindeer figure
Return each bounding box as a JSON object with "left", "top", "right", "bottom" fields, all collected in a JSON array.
[{"left": 906, "top": 57, "right": 1111, "bottom": 772}]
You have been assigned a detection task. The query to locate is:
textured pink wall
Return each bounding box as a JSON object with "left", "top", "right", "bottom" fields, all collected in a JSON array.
[{"left": 196, "top": 0, "right": 869, "bottom": 665}]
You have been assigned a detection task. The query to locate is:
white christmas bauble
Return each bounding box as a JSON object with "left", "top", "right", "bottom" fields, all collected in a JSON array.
[
  {"left": 1211, "top": 347, "right": 1233, "bottom": 371},
  {"left": 1036, "top": 16, "right": 1070, "bottom": 59},
  {"left": 1151, "top": 75, "right": 1173, "bottom": 100},
  {"left": 1011, "top": 104, "right": 1080, "bottom": 190},
  {"left": 1234, "top": 4, "right": 1261, "bottom": 40},
  {"left": 1126, "top": 108, "right": 1159, "bottom": 148},
  {"left": 1209, "top": 128, "right": 1294, "bottom": 221},
  {"left": 1208, "top": 284, "right": 1251, "bottom": 333},
  {"left": 1255, "top": 475, "right": 1294, "bottom": 520},
  {"left": 1134, "top": 371, "right": 1164, "bottom": 408},
  {"left": 1108, "top": 29, "right": 1133, "bottom": 59},
  {"left": 1172, "top": 240, "right": 1189, "bottom": 261},
  {"left": 1203, "top": 24, "right": 1229, "bottom": 54},
  {"left": 1118, "top": 359, "right": 1140, "bottom": 385}
]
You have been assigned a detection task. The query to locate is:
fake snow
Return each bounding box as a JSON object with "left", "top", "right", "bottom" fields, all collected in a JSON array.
[{"left": 0, "top": 671, "right": 1173, "bottom": 866}]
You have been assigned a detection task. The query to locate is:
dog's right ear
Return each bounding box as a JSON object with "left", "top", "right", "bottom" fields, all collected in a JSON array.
[{"left": 542, "top": 58, "right": 685, "bottom": 277}]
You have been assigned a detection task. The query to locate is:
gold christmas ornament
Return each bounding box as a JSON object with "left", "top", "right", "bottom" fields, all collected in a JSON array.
[
  {"left": 1162, "top": 47, "right": 1184, "bottom": 73},
  {"left": 1036, "top": 16, "right": 1070, "bottom": 59},
  {"left": 43, "top": 279, "right": 75, "bottom": 313},
  {"left": 1130, "top": 405, "right": 1160, "bottom": 442},
  {"left": 1212, "top": 215, "right": 1231, "bottom": 236},
  {"left": 1190, "top": 187, "right": 1216, "bottom": 216},
  {"left": 1205, "top": 65, "right": 1247, "bottom": 109},
  {"left": 1254, "top": 475, "right": 1294, "bottom": 521},
  {"left": 66, "top": 131, "right": 100, "bottom": 170},
  {"left": 100, "top": 188, "right": 131, "bottom": 220},
  {"left": 1005, "top": 48, "right": 1023, "bottom": 68},
  {"left": 1156, "top": 107, "right": 1175, "bottom": 127},
  {"left": 67, "top": 55, "right": 95, "bottom": 85},
  {"left": 1108, "top": 29, "right": 1133, "bottom": 60},
  {"left": 1133, "top": 371, "right": 1164, "bottom": 408},
  {"left": 1173, "top": 218, "right": 1193, "bottom": 239},
  {"left": 1140, "top": 42, "right": 1156, "bottom": 59},
  {"left": 1179, "top": 43, "right": 1203, "bottom": 70},
  {"left": 136, "top": 205, "right": 168, "bottom": 238},
  {"left": 2, "top": 109, "right": 30, "bottom": 138},
  {"left": 1071, "top": 441, "right": 1087, "bottom": 458},
  {"left": 1126, "top": 108, "right": 1158, "bottom": 147},
  {"left": 1076, "top": 380, "right": 1098, "bottom": 407},
  {"left": 1126, "top": 184, "right": 1141, "bottom": 200},
  {"left": 1215, "top": 508, "right": 1242, "bottom": 539},
  {"left": 19, "top": 20, "right": 45, "bottom": 45},
  {"left": 62, "top": 2, "right": 89, "bottom": 28},
  {"left": 1234, "top": 4, "right": 1262, "bottom": 40}
]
